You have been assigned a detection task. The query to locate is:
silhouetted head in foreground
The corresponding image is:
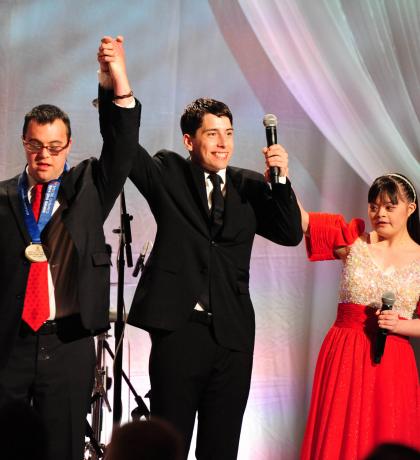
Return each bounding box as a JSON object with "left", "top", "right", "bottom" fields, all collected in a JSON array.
[
  {"left": 105, "top": 418, "right": 184, "bottom": 460},
  {"left": 365, "top": 442, "right": 420, "bottom": 460}
]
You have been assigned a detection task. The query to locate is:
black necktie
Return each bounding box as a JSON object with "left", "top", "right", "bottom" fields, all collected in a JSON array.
[{"left": 209, "top": 173, "right": 224, "bottom": 237}]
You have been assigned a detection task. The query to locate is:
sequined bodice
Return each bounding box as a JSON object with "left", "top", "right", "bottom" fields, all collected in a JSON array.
[{"left": 339, "top": 239, "right": 420, "bottom": 319}]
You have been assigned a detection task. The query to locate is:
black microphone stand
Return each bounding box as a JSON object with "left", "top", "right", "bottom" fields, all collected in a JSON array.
[
  {"left": 111, "top": 190, "right": 151, "bottom": 427},
  {"left": 112, "top": 188, "right": 133, "bottom": 427}
]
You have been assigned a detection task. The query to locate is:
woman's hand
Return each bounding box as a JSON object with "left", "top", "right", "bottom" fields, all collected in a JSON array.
[{"left": 376, "top": 308, "right": 400, "bottom": 333}]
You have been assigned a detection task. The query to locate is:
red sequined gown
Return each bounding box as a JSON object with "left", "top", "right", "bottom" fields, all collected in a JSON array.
[{"left": 300, "top": 213, "right": 420, "bottom": 460}]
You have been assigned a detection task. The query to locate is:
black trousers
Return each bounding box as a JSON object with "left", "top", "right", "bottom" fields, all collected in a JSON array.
[
  {"left": 149, "top": 315, "right": 253, "bottom": 460},
  {"left": 0, "top": 318, "right": 96, "bottom": 460}
]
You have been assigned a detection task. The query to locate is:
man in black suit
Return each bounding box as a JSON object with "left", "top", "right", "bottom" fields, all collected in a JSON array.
[
  {"left": 0, "top": 37, "right": 140, "bottom": 460},
  {"left": 127, "top": 96, "right": 302, "bottom": 459}
]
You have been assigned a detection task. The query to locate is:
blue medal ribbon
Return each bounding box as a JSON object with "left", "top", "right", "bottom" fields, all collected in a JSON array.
[{"left": 18, "top": 165, "right": 68, "bottom": 243}]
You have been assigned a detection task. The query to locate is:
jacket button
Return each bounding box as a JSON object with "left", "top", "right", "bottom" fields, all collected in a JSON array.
[{"left": 211, "top": 241, "right": 217, "bottom": 247}]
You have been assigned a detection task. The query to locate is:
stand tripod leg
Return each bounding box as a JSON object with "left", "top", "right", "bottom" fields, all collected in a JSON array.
[
  {"left": 104, "top": 340, "right": 150, "bottom": 419},
  {"left": 84, "top": 333, "right": 110, "bottom": 459},
  {"left": 85, "top": 420, "right": 105, "bottom": 459}
]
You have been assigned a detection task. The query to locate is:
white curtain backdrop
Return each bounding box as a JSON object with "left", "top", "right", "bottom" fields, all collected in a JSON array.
[
  {"left": 236, "top": 0, "right": 420, "bottom": 185},
  {"left": 1, "top": 1, "right": 419, "bottom": 459}
]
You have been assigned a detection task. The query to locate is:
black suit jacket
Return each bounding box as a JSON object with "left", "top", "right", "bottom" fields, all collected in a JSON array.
[
  {"left": 128, "top": 145, "right": 302, "bottom": 353},
  {"left": 0, "top": 88, "right": 141, "bottom": 369}
]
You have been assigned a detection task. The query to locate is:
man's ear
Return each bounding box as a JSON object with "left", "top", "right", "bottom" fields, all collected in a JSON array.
[
  {"left": 183, "top": 133, "right": 193, "bottom": 152},
  {"left": 63, "top": 138, "right": 72, "bottom": 160}
]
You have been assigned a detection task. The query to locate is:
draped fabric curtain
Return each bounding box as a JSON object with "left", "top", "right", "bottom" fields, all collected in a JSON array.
[{"left": 236, "top": 0, "right": 420, "bottom": 185}]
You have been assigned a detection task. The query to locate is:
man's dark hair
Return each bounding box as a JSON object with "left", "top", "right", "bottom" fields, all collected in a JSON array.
[
  {"left": 180, "top": 98, "right": 233, "bottom": 136},
  {"left": 22, "top": 104, "right": 71, "bottom": 140}
]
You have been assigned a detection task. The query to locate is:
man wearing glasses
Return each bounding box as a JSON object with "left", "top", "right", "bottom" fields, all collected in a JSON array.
[{"left": 0, "top": 36, "right": 139, "bottom": 460}]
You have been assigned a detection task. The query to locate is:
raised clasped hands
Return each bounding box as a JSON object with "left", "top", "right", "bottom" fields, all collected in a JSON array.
[
  {"left": 98, "top": 35, "right": 126, "bottom": 77},
  {"left": 97, "top": 35, "right": 132, "bottom": 101}
]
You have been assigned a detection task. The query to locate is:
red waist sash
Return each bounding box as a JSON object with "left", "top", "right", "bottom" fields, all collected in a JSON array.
[{"left": 334, "top": 303, "right": 409, "bottom": 342}]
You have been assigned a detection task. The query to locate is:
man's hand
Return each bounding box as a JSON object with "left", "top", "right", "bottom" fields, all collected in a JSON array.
[
  {"left": 98, "top": 36, "right": 126, "bottom": 78},
  {"left": 97, "top": 35, "right": 133, "bottom": 105},
  {"left": 262, "top": 144, "right": 289, "bottom": 182}
]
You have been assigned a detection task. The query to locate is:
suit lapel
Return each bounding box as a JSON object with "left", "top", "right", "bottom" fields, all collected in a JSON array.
[
  {"left": 59, "top": 170, "right": 76, "bottom": 205},
  {"left": 223, "top": 169, "right": 245, "bottom": 236},
  {"left": 7, "top": 177, "right": 31, "bottom": 244},
  {"left": 188, "top": 160, "right": 211, "bottom": 222},
  {"left": 186, "top": 162, "right": 247, "bottom": 238}
]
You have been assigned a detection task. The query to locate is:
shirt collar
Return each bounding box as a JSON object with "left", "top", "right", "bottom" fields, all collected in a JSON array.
[
  {"left": 205, "top": 169, "right": 226, "bottom": 184},
  {"left": 25, "top": 166, "right": 36, "bottom": 191}
]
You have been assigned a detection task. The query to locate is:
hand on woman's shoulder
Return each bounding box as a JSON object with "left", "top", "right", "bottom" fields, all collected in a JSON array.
[
  {"left": 359, "top": 232, "right": 371, "bottom": 244},
  {"left": 334, "top": 232, "right": 369, "bottom": 261}
]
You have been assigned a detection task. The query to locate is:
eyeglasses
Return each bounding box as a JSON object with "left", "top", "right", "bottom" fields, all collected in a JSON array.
[{"left": 22, "top": 137, "right": 70, "bottom": 155}]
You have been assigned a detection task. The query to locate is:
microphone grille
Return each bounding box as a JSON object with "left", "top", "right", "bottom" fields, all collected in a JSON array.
[
  {"left": 263, "top": 113, "right": 278, "bottom": 127},
  {"left": 382, "top": 291, "right": 396, "bottom": 306}
]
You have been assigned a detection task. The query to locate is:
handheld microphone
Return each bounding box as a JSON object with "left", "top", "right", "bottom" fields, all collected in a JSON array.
[
  {"left": 132, "top": 240, "right": 153, "bottom": 277},
  {"left": 374, "top": 291, "right": 396, "bottom": 364},
  {"left": 263, "top": 114, "right": 279, "bottom": 185}
]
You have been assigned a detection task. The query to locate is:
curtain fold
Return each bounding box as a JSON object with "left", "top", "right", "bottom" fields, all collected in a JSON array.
[{"left": 237, "top": 0, "right": 420, "bottom": 185}]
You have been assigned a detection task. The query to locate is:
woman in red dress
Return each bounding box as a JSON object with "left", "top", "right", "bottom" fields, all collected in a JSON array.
[{"left": 299, "top": 173, "right": 420, "bottom": 460}]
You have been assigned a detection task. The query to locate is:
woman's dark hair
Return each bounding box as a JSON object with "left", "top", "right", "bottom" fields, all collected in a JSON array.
[{"left": 368, "top": 173, "right": 420, "bottom": 244}]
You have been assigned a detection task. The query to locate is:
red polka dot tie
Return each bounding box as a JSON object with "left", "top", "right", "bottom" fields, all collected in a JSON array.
[{"left": 22, "top": 183, "right": 50, "bottom": 331}]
